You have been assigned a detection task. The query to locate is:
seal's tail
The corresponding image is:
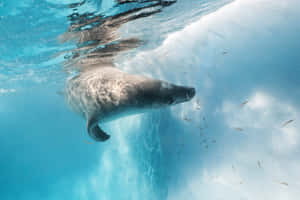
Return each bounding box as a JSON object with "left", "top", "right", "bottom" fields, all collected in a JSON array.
[{"left": 87, "top": 122, "right": 110, "bottom": 142}]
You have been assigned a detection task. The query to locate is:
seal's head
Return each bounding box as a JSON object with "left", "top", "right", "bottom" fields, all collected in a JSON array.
[
  {"left": 137, "top": 80, "right": 196, "bottom": 108},
  {"left": 159, "top": 82, "right": 196, "bottom": 105}
]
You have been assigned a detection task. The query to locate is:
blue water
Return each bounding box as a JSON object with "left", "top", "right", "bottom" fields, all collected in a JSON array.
[{"left": 1, "top": 0, "right": 300, "bottom": 199}]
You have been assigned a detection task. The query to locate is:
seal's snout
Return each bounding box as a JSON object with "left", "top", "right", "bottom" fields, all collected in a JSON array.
[
  {"left": 170, "top": 85, "right": 196, "bottom": 105},
  {"left": 187, "top": 87, "right": 196, "bottom": 99}
]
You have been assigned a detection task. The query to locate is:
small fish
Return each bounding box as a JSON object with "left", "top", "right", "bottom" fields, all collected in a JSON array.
[
  {"left": 282, "top": 119, "right": 294, "bottom": 127},
  {"left": 211, "top": 139, "right": 216, "bottom": 143},
  {"left": 234, "top": 127, "right": 243, "bottom": 131},
  {"left": 84, "top": 141, "right": 93, "bottom": 144},
  {"left": 280, "top": 182, "right": 288, "bottom": 186},
  {"left": 240, "top": 100, "right": 248, "bottom": 107},
  {"left": 257, "top": 161, "right": 262, "bottom": 168}
]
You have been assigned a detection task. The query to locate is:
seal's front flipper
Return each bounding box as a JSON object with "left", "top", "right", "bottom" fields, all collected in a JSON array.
[{"left": 87, "top": 120, "right": 110, "bottom": 142}]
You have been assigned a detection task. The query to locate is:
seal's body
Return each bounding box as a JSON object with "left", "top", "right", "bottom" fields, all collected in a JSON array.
[{"left": 66, "top": 66, "right": 195, "bottom": 141}]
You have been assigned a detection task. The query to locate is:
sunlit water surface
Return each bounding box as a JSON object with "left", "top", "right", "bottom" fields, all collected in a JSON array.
[{"left": 1, "top": 0, "right": 300, "bottom": 199}]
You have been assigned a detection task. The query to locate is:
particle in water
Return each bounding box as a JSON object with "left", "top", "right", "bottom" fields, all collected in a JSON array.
[
  {"left": 282, "top": 119, "right": 294, "bottom": 127},
  {"left": 183, "top": 116, "right": 192, "bottom": 122},
  {"left": 257, "top": 160, "right": 262, "bottom": 168},
  {"left": 280, "top": 182, "right": 288, "bottom": 186},
  {"left": 240, "top": 100, "right": 248, "bottom": 107},
  {"left": 234, "top": 127, "right": 243, "bottom": 131},
  {"left": 222, "top": 51, "right": 228, "bottom": 55}
]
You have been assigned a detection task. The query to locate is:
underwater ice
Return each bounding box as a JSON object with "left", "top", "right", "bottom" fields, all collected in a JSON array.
[{"left": 0, "top": 0, "right": 300, "bottom": 199}]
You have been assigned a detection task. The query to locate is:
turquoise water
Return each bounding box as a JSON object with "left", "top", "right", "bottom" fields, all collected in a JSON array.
[{"left": 1, "top": 0, "right": 300, "bottom": 199}]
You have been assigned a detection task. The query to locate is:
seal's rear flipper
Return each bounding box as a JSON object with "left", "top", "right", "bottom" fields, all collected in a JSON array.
[{"left": 87, "top": 120, "right": 110, "bottom": 142}]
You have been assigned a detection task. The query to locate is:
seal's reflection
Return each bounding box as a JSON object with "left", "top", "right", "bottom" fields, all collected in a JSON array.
[{"left": 61, "top": 0, "right": 176, "bottom": 71}]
